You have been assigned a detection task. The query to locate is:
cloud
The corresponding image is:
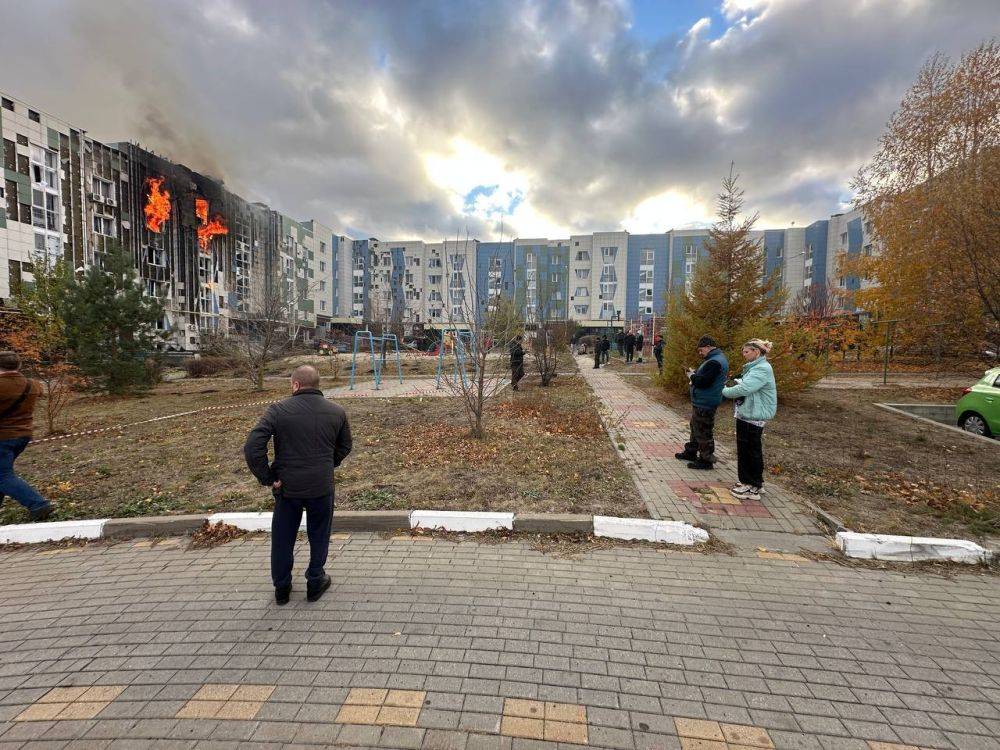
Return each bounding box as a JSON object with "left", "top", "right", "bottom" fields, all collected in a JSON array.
[{"left": 2, "top": 0, "right": 997, "bottom": 241}]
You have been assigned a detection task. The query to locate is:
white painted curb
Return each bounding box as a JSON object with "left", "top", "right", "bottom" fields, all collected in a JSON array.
[
  {"left": 410, "top": 510, "right": 514, "bottom": 533},
  {"left": 594, "top": 516, "right": 709, "bottom": 545},
  {"left": 0, "top": 519, "right": 107, "bottom": 545},
  {"left": 208, "top": 512, "right": 303, "bottom": 532},
  {"left": 836, "top": 531, "right": 993, "bottom": 564}
]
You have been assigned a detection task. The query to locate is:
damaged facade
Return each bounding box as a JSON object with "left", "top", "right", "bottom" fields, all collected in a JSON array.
[{"left": 1, "top": 91, "right": 343, "bottom": 351}]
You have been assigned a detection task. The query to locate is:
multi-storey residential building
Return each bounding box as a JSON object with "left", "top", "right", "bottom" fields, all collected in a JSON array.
[{"left": 2, "top": 89, "right": 875, "bottom": 348}]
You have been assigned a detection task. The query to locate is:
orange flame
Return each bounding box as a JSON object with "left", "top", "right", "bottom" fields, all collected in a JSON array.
[
  {"left": 195, "top": 196, "right": 228, "bottom": 251},
  {"left": 144, "top": 177, "right": 171, "bottom": 233}
]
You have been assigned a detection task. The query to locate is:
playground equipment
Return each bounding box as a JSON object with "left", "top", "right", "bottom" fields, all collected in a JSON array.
[
  {"left": 434, "top": 327, "right": 476, "bottom": 389},
  {"left": 349, "top": 330, "right": 403, "bottom": 390}
]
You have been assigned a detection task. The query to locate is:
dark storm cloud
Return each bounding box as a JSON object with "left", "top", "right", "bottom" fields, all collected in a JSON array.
[{"left": 2, "top": 0, "right": 997, "bottom": 238}]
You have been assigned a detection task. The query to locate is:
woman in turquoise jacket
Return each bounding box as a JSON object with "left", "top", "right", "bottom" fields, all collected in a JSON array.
[{"left": 721, "top": 339, "right": 777, "bottom": 501}]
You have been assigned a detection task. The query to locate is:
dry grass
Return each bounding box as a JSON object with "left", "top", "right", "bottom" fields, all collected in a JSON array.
[{"left": 5, "top": 371, "right": 642, "bottom": 524}]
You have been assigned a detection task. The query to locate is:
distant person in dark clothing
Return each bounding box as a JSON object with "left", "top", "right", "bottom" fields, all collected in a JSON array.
[
  {"left": 510, "top": 338, "right": 525, "bottom": 391},
  {"left": 653, "top": 336, "right": 664, "bottom": 371},
  {"left": 0, "top": 351, "right": 52, "bottom": 521},
  {"left": 675, "top": 335, "right": 729, "bottom": 470},
  {"left": 616, "top": 331, "right": 625, "bottom": 355},
  {"left": 635, "top": 331, "right": 644, "bottom": 363},
  {"left": 601, "top": 335, "right": 611, "bottom": 364},
  {"left": 624, "top": 331, "right": 636, "bottom": 363},
  {"left": 244, "top": 365, "right": 353, "bottom": 605}
]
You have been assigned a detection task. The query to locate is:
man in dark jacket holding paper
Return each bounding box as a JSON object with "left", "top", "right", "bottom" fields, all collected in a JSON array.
[
  {"left": 675, "top": 335, "right": 728, "bottom": 470},
  {"left": 244, "top": 365, "right": 352, "bottom": 605}
]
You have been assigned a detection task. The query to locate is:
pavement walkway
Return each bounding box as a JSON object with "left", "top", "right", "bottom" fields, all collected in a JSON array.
[
  {"left": 1, "top": 534, "right": 998, "bottom": 750},
  {"left": 577, "top": 358, "right": 818, "bottom": 535}
]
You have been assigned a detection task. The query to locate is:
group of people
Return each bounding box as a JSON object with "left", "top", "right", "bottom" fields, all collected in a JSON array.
[
  {"left": 678, "top": 335, "right": 777, "bottom": 502},
  {"left": 591, "top": 330, "right": 665, "bottom": 371}
]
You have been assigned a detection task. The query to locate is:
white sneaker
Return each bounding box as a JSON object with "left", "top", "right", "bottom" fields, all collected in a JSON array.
[
  {"left": 735, "top": 486, "right": 762, "bottom": 501},
  {"left": 731, "top": 483, "right": 752, "bottom": 495}
]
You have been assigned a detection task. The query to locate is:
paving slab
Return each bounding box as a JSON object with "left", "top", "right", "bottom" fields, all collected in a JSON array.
[{"left": 1, "top": 533, "right": 998, "bottom": 749}]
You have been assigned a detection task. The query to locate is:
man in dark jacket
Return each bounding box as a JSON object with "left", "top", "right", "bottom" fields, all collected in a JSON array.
[
  {"left": 510, "top": 338, "right": 525, "bottom": 391},
  {"left": 624, "top": 331, "right": 636, "bottom": 363},
  {"left": 615, "top": 331, "right": 625, "bottom": 356},
  {"left": 652, "top": 336, "right": 664, "bottom": 372},
  {"left": 0, "top": 351, "right": 52, "bottom": 521},
  {"left": 675, "top": 335, "right": 729, "bottom": 470},
  {"left": 635, "top": 331, "right": 644, "bottom": 363},
  {"left": 601, "top": 335, "right": 611, "bottom": 364},
  {"left": 244, "top": 365, "right": 352, "bottom": 604}
]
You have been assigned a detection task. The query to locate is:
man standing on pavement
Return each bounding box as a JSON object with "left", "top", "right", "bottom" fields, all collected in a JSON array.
[
  {"left": 0, "top": 351, "right": 52, "bottom": 521},
  {"left": 624, "top": 330, "right": 636, "bottom": 363},
  {"left": 244, "top": 365, "right": 352, "bottom": 605},
  {"left": 653, "top": 336, "right": 664, "bottom": 372},
  {"left": 675, "top": 335, "right": 729, "bottom": 470},
  {"left": 635, "top": 330, "right": 644, "bottom": 363}
]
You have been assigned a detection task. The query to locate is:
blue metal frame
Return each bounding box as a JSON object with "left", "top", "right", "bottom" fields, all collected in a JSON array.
[
  {"left": 434, "top": 327, "right": 476, "bottom": 389},
  {"left": 349, "top": 330, "right": 403, "bottom": 390}
]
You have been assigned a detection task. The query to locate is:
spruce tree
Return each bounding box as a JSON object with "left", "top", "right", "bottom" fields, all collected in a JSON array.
[
  {"left": 661, "top": 166, "right": 824, "bottom": 395},
  {"left": 62, "top": 242, "right": 166, "bottom": 395}
]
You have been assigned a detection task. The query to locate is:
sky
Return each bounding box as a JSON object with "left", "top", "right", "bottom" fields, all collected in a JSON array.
[{"left": 2, "top": 0, "right": 997, "bottom": 241}]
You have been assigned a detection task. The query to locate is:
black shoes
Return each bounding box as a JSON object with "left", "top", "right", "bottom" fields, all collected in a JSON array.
[
  {"left": 307, "top": 575, "right": 331, "bottom": 602},
  {"left": 275, "top": 585, "right": 291, "bottom": 605},
  {"left": 674, "top": 451, "right": 697, "bottom": 462},
  {"left": 30, "top": 504, "right": 53, "bottom": 522},
  {"left": 687, "top": 460, "right": 714, "bottom": 470}
]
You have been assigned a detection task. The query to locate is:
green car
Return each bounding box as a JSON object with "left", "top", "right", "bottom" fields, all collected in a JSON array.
[{"left": 956, "top": 366, "right": 1000, "bottom": 437}]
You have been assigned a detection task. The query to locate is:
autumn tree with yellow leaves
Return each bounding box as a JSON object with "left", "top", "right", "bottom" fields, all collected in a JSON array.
[{"left": 850, "top": 40, "right": 1000, "bottom": 355}]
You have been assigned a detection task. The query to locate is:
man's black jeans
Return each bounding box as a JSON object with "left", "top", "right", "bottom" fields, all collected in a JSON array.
[{"left": 271, "top": 491, "right": 333, "bottom": 589}]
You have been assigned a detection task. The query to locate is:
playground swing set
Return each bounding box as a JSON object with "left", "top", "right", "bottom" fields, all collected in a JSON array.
[
  {"left": 434, "top": 326, "right": 478, "bottom": 389},
  {"left": 348, "top": 330, "right": 403, "bottom": 391}
]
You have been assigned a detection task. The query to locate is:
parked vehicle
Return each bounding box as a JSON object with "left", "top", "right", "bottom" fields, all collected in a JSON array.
[{"left": 955, "top": 366, "right": 1000, "bottom": 437}]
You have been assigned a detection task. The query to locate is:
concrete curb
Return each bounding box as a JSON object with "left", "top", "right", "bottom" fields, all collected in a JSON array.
[
  {"left": 0, "top": 511, "right": 687, "bottom": 546},
  {"left": 836, "top": 531, "right": 995, "bottom": 564},
  {"left": 874, "top": 403, "right": 998, "bottom": 446},
  {"left": 799, "top": 500, "right": 848, "bottom": 533}
]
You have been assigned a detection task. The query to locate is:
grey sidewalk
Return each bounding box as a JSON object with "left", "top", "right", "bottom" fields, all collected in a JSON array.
[
  {"left": 1, "top": 534, "right": 998, "bottom": 750},
  {"left": 577, "top": 358, "right": 819, "bottom": 534}
]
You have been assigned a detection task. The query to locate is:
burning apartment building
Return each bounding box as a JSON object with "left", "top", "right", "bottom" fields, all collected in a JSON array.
[{"left": 1, "top": 90, "right": 342, "bottom": 351}]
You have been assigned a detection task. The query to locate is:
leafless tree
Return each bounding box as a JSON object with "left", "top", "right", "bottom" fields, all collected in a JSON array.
[
  {"left": 439, "top": 240, "right": 524, "bottom": 438},
  {"left": 229, "top": 266, "right": 315, "bottom": 390},
  {"left": 529, "top": 277, "right": 576, "bottom": 386}
]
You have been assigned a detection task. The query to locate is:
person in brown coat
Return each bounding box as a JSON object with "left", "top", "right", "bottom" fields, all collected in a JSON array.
[{"left": 0, "top": 351, "right": 52, "bottom": 520}]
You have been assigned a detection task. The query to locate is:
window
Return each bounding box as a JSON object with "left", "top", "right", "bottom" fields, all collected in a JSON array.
[
  {"left": 685, "top": 244, "right": 695, "bottom": 257},
  {"left": 320, "top": 300, "right": 327, "bottom": 311},
  {"left": 640, "top": 288, "right": 653, "bottom": 301},
  {"left": 1, "top": 98, "right": 13, "bottom": 111},
  {"left": 575, "top": 251, "right": 590, "bottom": 262},
  {"left": 319, "top": 261, "right": 326, "bottom": 272},
  {"left": 574, "top": 304, "right": 589, "bottom": 316},
  {"left": 146, "top": 245, "right": 167, "bottom": 266},
  {"left": 91, "top": 177, "right": 115, "bottom": 201},
  {"left": 574, "top": 286, "right": 589, "bottom": 298},
  {"left": 776, "top": 246, "right": 783, "bottom": 259},
  {"left": 28, "top": 109, "right": 40, "bottom": 123},
  {"left": 685, "top": 261, "right": 694, "bottom": 275},
  {"left": 601, "top": 246, "right": 617, "bottom": 260},
  {"left": 599, "top": 263, "right": 617, "bottom": 298},
  {"left": 575, "top": 268, "right": 589, "bottom": 279},
  {"left": 92, "top": 214, "right": 115, "bottom": 236},
  {"left": 639, "top": 269, "right": 653, "bottom": 285},
  {"left": 840, "top": 232, "right": 848, "bottom": 246},
  {"left": 641, "top": 249, "right": 654, "bottom": 265},
  {"left": 32, "top": 189, "right": 58, "bottom": 231},
  {"left": 319, "top": 281, "right": 326, "bottom": 291},
  {"left": 30, "top": 147, "right": 59, "bottom": 190},
  {"left": 863, "top": 244, "right": 873, "bottom": 257},
  {"left": 320, "top": 241, "right": 326, "bottom": 253}
]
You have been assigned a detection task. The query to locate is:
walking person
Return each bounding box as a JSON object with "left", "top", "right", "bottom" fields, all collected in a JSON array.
[
  {"left": 510, "top": 337, "right": 525, "bottom": 391},
  {"left": 722, "top": 339, "right": 777, "bottom": 501},
  {"left": 615, "top": 331, "right": 625, "bottom": 356},
  {"left": 624, "top": 330, "right": 636, "bottom": 363},
  {"left": 653, "top": 336, "right": 664, "bottom": 372},
  {"left": 675, "top": 335, "right": 729, "bottom": 470},
  {"left": 635, "top": 330, "right": 644, "bottom": 363},
  {"left": 0, "top": 351, "right": 52, "bottom": 521},
  {"left": 244, "top": 365, "right": 352, "bottom": 605},
  {"left": 601, "top": 335, "right": 611, "bottom": 364},
  {"left": 593, "top": 338, "right": 602, "bottom": 369}
]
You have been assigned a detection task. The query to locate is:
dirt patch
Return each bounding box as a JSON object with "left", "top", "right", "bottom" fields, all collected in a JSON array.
[
  {"left": 7, "top": 372, "right": 641, "bottom": 524},
  {"left": 631, "top": 374, "right": 1000, "bottom": 540}
]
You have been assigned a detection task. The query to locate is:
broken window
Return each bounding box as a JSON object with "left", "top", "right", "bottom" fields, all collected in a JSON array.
[
  {"left": 1, "top": 97, "right": 13, "bottom": 111},
  {"left": 3, "top": 180, "right": 17, "bottom": 222},
  {"left": 28, "top": 109, "right": 40, "bottom": 123},
  {"left": 2, "top": 140, "right": 14, "bottom": 171}
]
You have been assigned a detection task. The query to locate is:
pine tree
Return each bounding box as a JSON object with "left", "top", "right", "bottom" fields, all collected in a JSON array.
[
  {"left": 660, "top": 166, "right": 825, "bottom": 395},
  {"left": 61, "top": 242, "right": 166, "bottom": 395}
]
